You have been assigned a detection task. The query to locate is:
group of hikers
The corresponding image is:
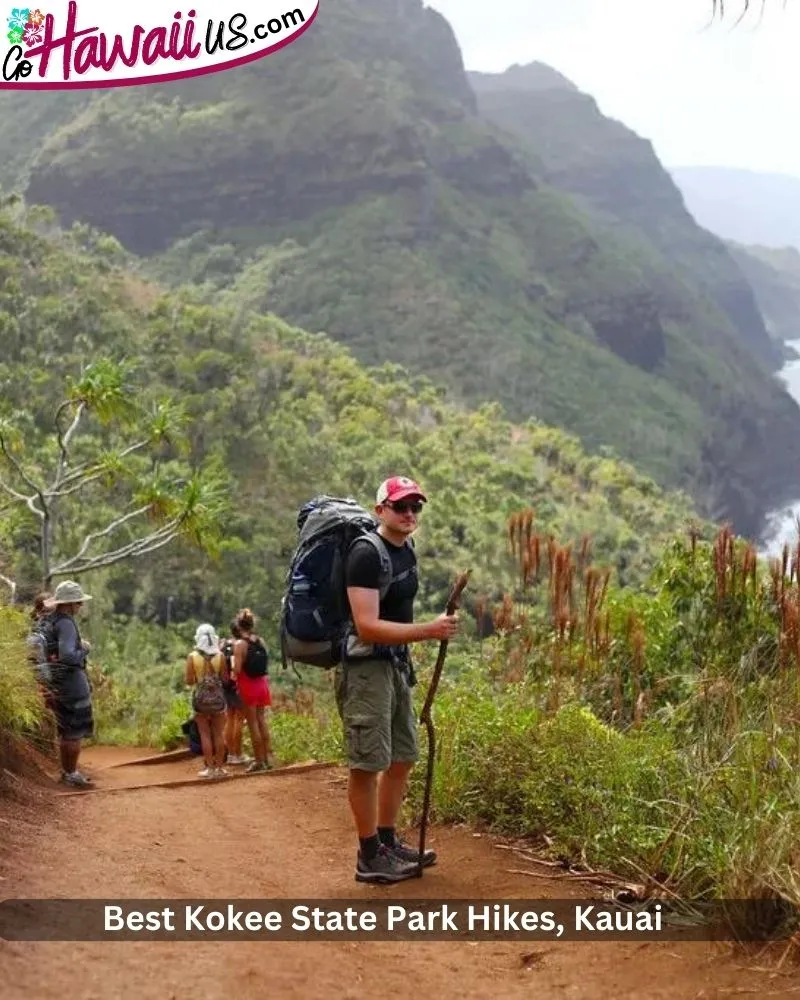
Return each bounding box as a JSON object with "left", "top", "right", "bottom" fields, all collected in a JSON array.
[
  {"left": 26, "top": 474, "right": 462, "bottom": 885},
  {"left": 183, "top": 610, "right": 275, "bottom": 777},
  {"left": 27, "top": 595, "right": 276, "bottom": 787}
]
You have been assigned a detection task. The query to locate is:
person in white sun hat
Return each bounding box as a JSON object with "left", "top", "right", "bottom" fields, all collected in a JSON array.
[
  {"left": 41, "top": 580, "right": 95, "bottom": 789},
  {"left": 184, "top": 623, "right": 229, "bottom": 778}
]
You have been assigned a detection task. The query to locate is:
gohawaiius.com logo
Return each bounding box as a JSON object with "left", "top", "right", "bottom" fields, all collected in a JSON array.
[{"left": 1, "top": 0, "right": 318, "bottom": 88}]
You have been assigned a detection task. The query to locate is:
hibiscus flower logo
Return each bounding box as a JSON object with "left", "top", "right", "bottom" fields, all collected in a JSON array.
[
  {"left": 6, "top": 7, "right": 30, "bottom": 31},
  {"left": 22, "top": 19, "right": 41, "bottom": 44},
  {"left": 6, "top": 8, "right": 46, "bottom": 47},
  {"left": 6, "top": 7, "right": 27, "bottom": 44}
]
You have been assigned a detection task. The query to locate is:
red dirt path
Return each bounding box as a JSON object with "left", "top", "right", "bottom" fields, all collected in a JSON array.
[{"left": 0, "top": 745, "right": 787, "bottom": 998}]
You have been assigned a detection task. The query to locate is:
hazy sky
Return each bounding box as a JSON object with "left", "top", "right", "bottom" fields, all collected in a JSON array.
[{"left": 427, "top": 0, "right": 797, "bottom": 177}]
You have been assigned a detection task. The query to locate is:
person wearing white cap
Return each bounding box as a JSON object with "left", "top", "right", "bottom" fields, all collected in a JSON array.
[
  {"left": 41, "top": 580, "right": 95, "bottom": 788},
  {"left": 184, "top": 623, "right": 228, "bottom": 778}
]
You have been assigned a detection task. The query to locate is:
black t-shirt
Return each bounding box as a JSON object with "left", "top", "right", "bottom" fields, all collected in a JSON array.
[{"left": 345, "top": 535, "right": 418, "bottom": 623}]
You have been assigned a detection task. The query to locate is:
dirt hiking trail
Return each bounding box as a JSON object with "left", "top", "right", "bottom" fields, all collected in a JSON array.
[{"left": 0, "top": 745, "right": 786, "bottom": 999}]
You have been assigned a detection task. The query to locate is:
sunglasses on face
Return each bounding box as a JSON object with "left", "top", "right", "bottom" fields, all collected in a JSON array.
[{"left": 385, "top": 500, "right": 424, "bottom": 514}]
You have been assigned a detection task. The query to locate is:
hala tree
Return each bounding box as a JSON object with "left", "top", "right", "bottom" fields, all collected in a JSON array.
[{"left": 0, "top": 358, "right": 228, "bottom": 598}]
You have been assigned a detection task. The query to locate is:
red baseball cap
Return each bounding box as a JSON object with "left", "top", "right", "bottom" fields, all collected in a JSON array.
[{"left": 376, "top": 476, "right": 427, "bottom": 504}]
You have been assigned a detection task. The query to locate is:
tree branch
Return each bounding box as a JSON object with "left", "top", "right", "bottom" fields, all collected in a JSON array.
[
  {"left": 45, "top": 471, "right": 106, "bottom": 500},
  {"left": 50, "top": 519, "right": 185, "bottom": 577},
  {"left": 51, "top": 438, "right": 151, "bottom": 494},
  {"left": 0, "top": 475, "right": 44, "bottom": 519},
  {"left": 53, "top": 403, "right": 84, "bottom": 489},
  {"left": 0, "top": 571, "right": 16, "bottom": 603},
  {"left": 0, "top": 430, "right": 48, "bottom": 515},
  {"left": 51, "top": 504, "right": 155, "bottom": 573}
]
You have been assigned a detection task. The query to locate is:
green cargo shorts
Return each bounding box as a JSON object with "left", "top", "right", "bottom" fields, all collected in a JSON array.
[{"left": 334, "top": 658, "right": 418, "bottom": 772}]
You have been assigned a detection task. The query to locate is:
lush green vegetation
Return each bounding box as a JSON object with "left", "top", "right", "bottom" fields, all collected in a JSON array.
[
  {"left": 1, "top": 0, "right": 799, "bottom": 538},
  {"left": 0, "top": 604, "right": 43, "bottom": 741},
  {"left": 0, "top": 195, "right": 700, "bottom": 757},
  {"left": 0, "top": 200, "right": 696, "bottom": 624},
  {"left": 3, "top": 3, "right": 800, "bottom": 923},
  {"left": 2, "top": 163, "right": 800, "bottom": 923}
]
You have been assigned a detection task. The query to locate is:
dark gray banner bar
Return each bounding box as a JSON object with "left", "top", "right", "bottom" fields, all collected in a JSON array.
[{"left": 0, "top": 898, "right": 797, "bottom": 942}]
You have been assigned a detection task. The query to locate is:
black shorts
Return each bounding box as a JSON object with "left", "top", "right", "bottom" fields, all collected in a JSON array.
[{"left": 224, "top": 684, "right": 243, "bottom": 710}]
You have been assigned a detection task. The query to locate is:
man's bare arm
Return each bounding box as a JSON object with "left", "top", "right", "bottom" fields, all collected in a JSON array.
[{"left": 347, "top": 587, "right": 458, "bottom": 645}]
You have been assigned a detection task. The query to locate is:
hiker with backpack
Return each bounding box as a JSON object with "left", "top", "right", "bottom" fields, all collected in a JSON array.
[
  {"left": 279, "top": 477, "right": 459, "bottom": 884},
  {"left": 27, "top": 591, "right": 55, "bottom": 686},
  {"left": 184, "top": 623, "right": 228, "bottom": 779},
  {"left": 340, "top": 477, "right": 459, "bottom": 883},
  {"left": 36, "top": 581, "right": 96, "bottom": 788},
  {"left": 26, "top": 591, "right": 58, "bottom": 749},
  {"left": 232, "top": 608, "right": 274, "bottom": 774},
  {"left": 221, "top": 620, "right": 249, "bottom": 766}
]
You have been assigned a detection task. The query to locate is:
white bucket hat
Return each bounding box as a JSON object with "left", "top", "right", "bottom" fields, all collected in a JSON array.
[
  {"left": 46, "top": 580, "right": 93, "bottom": 608},
  {"left": 194, "top": 623, "right": 220, "bottom": 656}
]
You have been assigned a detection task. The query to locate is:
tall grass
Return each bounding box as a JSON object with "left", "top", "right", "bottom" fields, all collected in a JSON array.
[
  {"left": 0, "top": 603, "right": 47, "bottom": 769},
  {"left": 404, "top": 513, "right": 800, "bottom": 912}
]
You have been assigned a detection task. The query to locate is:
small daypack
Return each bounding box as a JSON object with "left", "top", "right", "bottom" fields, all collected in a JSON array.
[
  {"left": 241, "top": 636, "right": 269, "bottom": 678},
  {"left": 26, "top": 612, "right": 59, "bottom": 684},
  {"left": 279, "top": 495, "right": 412, "bottom": 669},
  {"left": 191, "top": 653, "right": 226, "bottom": 714}
]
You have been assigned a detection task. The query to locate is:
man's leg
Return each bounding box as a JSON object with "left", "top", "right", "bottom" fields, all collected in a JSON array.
[
  {"left": 378, "top": 667, "right": 437, "bottom": 868},
  {"left": 334, "top": 661, "right": 418, "bottom": 884},
  {"left": 348, "top": 767, "right": 380, "bottom": 836},
  {"left": 377, "top": 761, "right": 414, "bottom": 828}
]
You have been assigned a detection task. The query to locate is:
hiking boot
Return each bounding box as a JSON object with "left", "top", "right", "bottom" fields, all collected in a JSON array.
[
  {"left": 390, "top": 838, "right": 437, "bottom": 869},
  {"left": 246, "top": 760, "right": 271, "bottom": 773},
  {"left": 197, "top": 766, "right": 214, "bottom": 778},
  {"left": 214, "top": 767, "right": 229, "bottom": 778},
  {"left": 355, "top": 844, "right": 419, "bottom": 884},
  {"left": 60, "top": 771, "right": 93, "bottom": 789}
]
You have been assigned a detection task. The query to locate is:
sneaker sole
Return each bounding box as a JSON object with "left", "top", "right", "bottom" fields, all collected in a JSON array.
[
  {"left": 354, "top": 869, "right": 420, "bottom": 884},
  {"left": 393, "top": 852, "right": 437, "bottom": 869}
]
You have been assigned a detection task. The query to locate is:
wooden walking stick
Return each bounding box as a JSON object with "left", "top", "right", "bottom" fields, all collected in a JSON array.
[{"left": 416, "top": 569, "right": 471, "bottom": 878}]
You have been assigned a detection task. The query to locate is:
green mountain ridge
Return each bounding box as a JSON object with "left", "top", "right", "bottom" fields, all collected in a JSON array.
[
  {"left": 468, "top": 62, "right": 781, "bottom": 369},
  {"left": 1, "top": 1, "right": 799, "bottom": 538}
]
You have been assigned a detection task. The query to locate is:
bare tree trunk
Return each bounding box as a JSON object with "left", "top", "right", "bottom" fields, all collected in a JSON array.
[{"left": 42, "top": 510, "right": 52, "bottom": 588}]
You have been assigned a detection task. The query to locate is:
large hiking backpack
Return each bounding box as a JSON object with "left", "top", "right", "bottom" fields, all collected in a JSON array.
[
  {"left": 280, "top": 495, "right": 402, "bottom": 669},
  {"left": 241, "top": 636, "right": 269, "bottom": 678}
]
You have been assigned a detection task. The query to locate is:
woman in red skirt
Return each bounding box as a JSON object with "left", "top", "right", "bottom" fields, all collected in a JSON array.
[{"left": 233, "top": 608, "right": 275, "bottom": 773}]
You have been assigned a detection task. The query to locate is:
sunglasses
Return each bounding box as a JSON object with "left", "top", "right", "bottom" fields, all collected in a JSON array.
[{"left": 385, "top": 500, "right": 424, "bottom": 514}]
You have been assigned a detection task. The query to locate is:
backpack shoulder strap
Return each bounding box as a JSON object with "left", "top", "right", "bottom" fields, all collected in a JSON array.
[
  {"left": 359, "top": 532, "right": 416, "bottom": 600},
  {"left": 354, "top": 532, "right": 394, "bottom": 600}
]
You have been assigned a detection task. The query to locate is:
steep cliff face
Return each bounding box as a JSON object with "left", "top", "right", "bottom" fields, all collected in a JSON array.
[
  {"left": 469, "top": 63, "right": 782, "bottom": 371},
  {"left": 5, "top": 11, "right": 800, "bottom": 537},
  {"left": 25, "top": 0, "right": 491, "bottom": 253},
  {"left": 727, "top": 243, "right": 800, "bottom": 346}
]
